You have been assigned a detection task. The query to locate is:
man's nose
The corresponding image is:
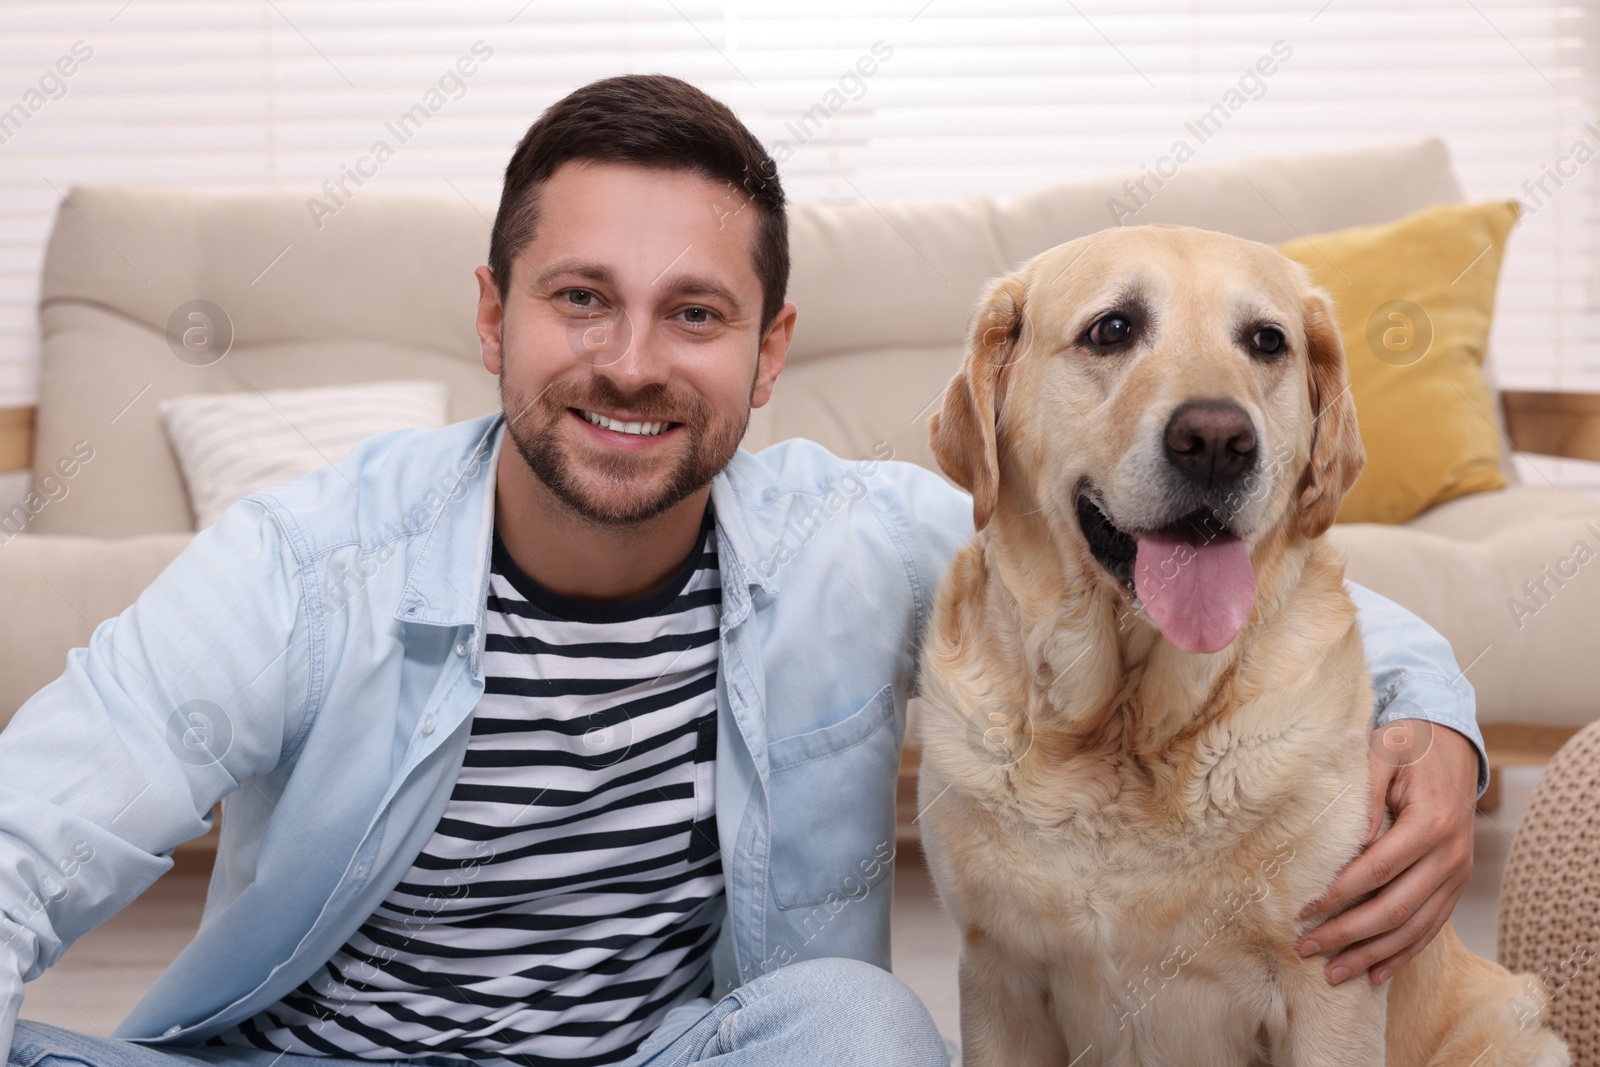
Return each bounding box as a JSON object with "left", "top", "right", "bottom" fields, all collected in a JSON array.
[
  {"left": 580, "top": 309, "right": 668, "bottom": 383},
  {"left": 1162, "top": 399, "right": 1258, "bottom": 487}
]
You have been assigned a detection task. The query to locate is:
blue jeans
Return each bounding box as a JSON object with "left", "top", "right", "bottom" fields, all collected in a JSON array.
[{"left": 9, "top": 959, "right": 949, "bottom": 1067}]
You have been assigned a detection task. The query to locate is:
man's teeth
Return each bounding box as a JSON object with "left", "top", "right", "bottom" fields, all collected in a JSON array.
[{"left": 581, "top": 410, "right": 670, "bottom": 437}]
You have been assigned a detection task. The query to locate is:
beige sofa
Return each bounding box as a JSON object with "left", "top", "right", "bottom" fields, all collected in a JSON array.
[{"left": 2, "top": 138, "right": 1598, "bottom": 805}]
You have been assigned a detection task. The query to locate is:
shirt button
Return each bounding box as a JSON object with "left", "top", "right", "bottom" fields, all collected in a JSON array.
[
  {"left": 421, "top": 713, "right": 437, "bottom": 734},
  {"left": 163, "top": 1025, "right": 181, "bottom": 1037},
  {"left": 454, "top": 640, "right": 469, "bottom": 657}
]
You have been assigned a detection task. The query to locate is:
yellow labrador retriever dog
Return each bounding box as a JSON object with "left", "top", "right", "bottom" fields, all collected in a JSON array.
[{"left": 916, "top": 225, "right": 1568, "bottom": 1067}]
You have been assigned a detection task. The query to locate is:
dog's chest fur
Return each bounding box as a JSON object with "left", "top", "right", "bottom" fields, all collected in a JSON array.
[
  {"left": 924, "top": 683, "right": 1365, "bottom": 950},
  {"left": 917, "top": 539, "right": 1375, "bottom": 1056}
]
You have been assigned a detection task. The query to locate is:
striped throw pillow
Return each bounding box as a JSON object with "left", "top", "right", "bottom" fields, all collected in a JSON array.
[{"left": 160, "top": 380, "right": 449, "bottom": 529}]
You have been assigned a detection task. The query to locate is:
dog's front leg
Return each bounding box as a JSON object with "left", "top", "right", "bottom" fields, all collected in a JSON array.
[
  {"left": 1275, "top": 959, "right": 1387, "bottom": 1066},
  {"left": 958, "top": 938, "right": 1077, "bottom": 1067}
]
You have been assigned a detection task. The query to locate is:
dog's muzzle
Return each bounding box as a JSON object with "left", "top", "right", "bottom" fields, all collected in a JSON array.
[
  {"left": 1074, "top": 483, "right": 1257, "bottom": 656},
  {"left": 1163, "top": 400, "right": 1258, "bottom": 490}
]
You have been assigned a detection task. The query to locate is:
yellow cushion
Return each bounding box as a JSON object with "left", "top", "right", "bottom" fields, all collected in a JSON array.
[{"left": 1276, "top": 200, "right": 1516, "bottom": 524}]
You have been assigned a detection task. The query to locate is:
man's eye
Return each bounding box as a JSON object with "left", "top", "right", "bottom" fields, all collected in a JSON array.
[
  {"left": 564, "top": 289, "right": 595, "bottom": 307},
  {"left": 1086, "top": 314, "right": 1134, "bottom": 347},
  {"left": 682, "top": 306, "right": 715, "bottom": 325}
]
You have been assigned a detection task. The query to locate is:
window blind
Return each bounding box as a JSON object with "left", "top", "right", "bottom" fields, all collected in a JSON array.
[{"left": 1, "top": 0, "right": 1596, "bottom": 491}]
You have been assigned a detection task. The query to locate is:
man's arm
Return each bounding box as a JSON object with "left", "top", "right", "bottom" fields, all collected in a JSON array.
[
  {"left": 1297, "top": 579, "right": 1484, "bottom": 988},
  {"left": 1348, "top": 579, "right": 1488, "bottom": 797},
  {"left": 0, "top": 499, "right": 308, "bottom": 1055}
]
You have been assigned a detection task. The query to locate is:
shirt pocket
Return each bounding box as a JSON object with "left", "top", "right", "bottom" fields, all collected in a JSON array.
[{"left": 766, "top": 683, "right": 899, "bottom": 909}]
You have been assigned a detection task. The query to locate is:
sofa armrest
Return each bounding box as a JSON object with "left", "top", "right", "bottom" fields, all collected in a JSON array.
[
  {"left": 1501, "top": 390, "right": 1600, "bottom": 462},
  {"left": 0, "top": 530, "right": 192, "bottom": 729},
  {"left": 0, "top": 405, "right": 33, "bottom": 474}
]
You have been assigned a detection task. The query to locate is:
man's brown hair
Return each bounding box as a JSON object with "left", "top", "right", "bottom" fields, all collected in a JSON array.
[{"left": 488, "top": 73, "right": 789, "bottom": 331}]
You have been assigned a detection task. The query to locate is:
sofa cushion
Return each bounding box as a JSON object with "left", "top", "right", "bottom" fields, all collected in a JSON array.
[
  {"left": 160, "top": 379, "right": 449, "bottom": 529},
  {"left": 1277, "top": 200, "right": 1517, "bottom": 524},
  {"left": 32, "top": 190, "right": 502, "bottom": 537},
  {"left": 1331, "top": 485, "right": 1600, "bottom": 727}
]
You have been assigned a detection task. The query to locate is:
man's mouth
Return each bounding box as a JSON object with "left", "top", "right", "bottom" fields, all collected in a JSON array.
[
  {"left": 1074, "top": 486, "right": 1257, "bottom": 655},
  {"left": 575, "top": 408, "right": 679, "bottom": 438}
]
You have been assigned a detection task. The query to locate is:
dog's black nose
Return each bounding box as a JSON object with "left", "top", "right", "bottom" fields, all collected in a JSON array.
[{"left": 1163, "top": 400, "right": 1258, "bottom": 487}]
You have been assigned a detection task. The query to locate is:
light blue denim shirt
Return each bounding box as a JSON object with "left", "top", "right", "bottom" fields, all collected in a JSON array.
[{"left": 0, "top": 412, "right": 1485, "bottom": 1055}]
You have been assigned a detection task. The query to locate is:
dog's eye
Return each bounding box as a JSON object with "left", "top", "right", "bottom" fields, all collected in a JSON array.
[
  {"left": 1086, "top": 314, "right": 1134, "bottom": 347},
  {"left": 1251, "top": 326, "right": 1285, "bottom": 357}
]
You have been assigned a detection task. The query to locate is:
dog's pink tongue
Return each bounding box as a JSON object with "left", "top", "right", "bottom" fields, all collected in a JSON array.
[{"left": 1133, "top": 532, "right": 1256, "bottom": 654}]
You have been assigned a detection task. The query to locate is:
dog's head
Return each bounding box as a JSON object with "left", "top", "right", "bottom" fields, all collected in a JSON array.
[{"left": 930, "top": 225, "right": 1364, "bottom": 655}]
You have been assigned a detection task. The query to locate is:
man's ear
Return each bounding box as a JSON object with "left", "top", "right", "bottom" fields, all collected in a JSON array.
[
  {"left": 474, "top": 265, "right": 504, "bottom": 376},
  {"left": 1294, "top": 288, "right": 1365, "bottom": 538},
  {"left": 929, "top": 274, "right": 1027, "bottom": 530},
  {"left": 751, "top": 301, "right": 796, "bottom": 409}
]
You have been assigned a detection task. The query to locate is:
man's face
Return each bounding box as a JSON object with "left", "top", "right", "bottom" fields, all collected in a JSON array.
[{"left": 475, "top": 160, "right": 794, "bottom": 526}]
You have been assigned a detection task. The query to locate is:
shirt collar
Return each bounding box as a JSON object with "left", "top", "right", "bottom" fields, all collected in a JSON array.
[
  {"left": 393, "top": 412, "right": 505, "bottom": 631},
  {"left": 709, "top": 450, "right": 787, "bottom": 623},
  {"left": 394, "top": 412, "right": 786, "bottom": 635}
]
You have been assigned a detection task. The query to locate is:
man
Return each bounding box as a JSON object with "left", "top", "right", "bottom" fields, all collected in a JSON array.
[{"left": 0, "top": 74, "right": 1485, "bottom": 1067}]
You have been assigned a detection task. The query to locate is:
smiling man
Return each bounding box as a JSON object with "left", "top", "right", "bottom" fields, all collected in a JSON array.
[{"left": 0, "top": 74, "right": 1486, "bottom": 1067}]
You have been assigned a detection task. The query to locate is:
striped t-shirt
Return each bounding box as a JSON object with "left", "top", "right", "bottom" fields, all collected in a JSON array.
[{"left": 207, "top": 507, "right": 725, "bottom": 1066}]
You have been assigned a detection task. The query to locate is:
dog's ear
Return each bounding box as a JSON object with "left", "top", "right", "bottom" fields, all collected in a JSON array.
[
  {"left": 929, "top": 274, "right": 1027, "bottom": 530},
  {"left": 1294, "top": 289, "right": 1365, "bottom": 538}
]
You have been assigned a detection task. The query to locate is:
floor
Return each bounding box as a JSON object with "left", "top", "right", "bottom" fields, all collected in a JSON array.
[{"left": 19, "top": 766, "right": 1545, "bottom": 1048}]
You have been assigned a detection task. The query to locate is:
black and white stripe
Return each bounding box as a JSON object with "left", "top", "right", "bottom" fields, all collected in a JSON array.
[{"left": 208, "top": 508, "right": 725, "bottom": 1067}]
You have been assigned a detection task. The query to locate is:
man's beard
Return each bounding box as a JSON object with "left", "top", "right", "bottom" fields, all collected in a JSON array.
[{"left": 501, "top": 372, "right": 750, "bottom": 526}]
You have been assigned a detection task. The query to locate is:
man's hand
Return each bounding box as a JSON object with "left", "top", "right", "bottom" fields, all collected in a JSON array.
[{"left": 1293, "top": 719, "right": 1480, "bottom": 986}]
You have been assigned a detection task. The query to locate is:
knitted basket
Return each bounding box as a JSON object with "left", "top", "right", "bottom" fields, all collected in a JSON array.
[{"left": 1499, "top": 719, "right": 1600, "bottom": 1065}]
